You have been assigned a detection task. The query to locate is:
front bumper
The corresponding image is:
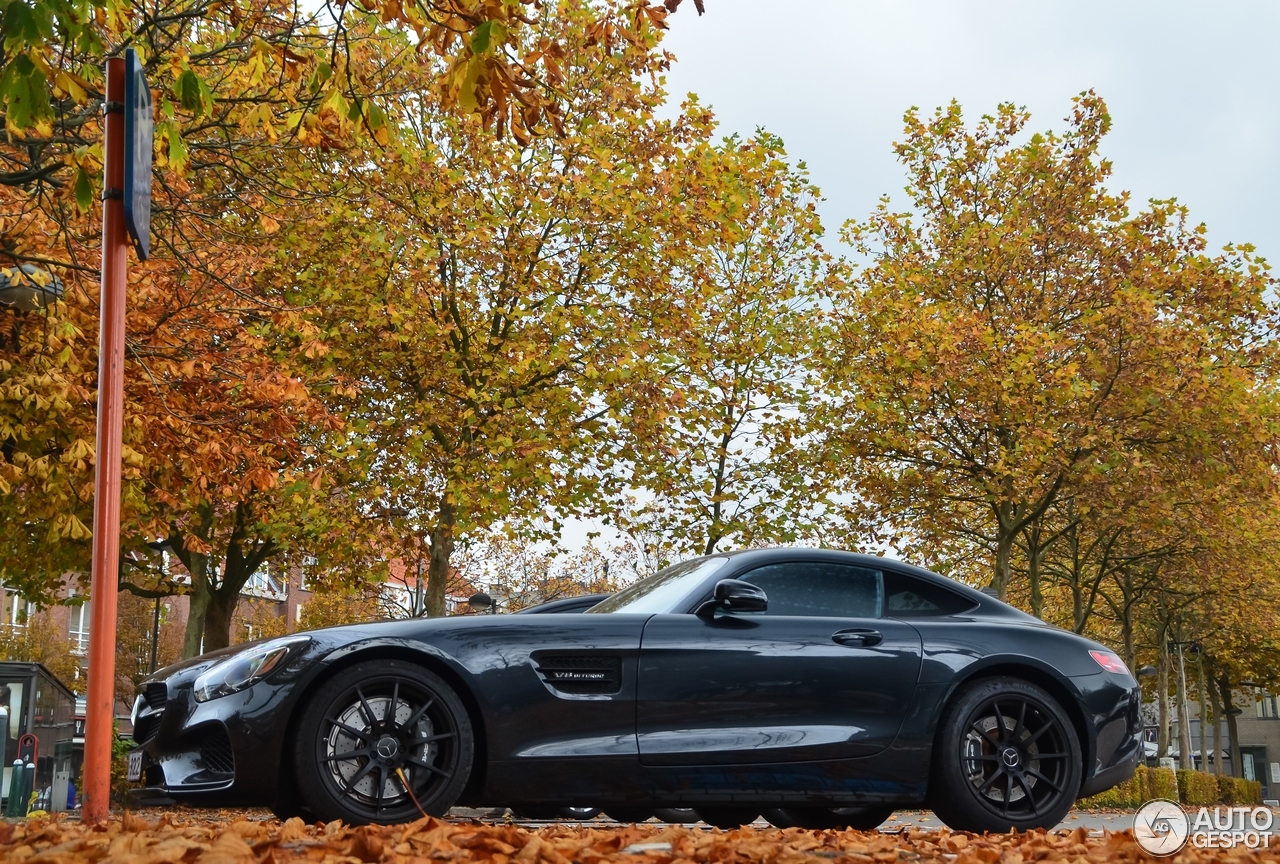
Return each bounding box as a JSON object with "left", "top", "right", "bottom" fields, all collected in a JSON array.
[{"left": 128, "top": 649, "right": 316, "bottom": 805}]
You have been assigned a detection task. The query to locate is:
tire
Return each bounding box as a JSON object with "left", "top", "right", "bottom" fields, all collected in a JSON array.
[
  {"left": 929, "top": 677, "right": 1081, "bottom": 833},
  {"left": 695, "top": 807, "right": 760, "bottom": 829},
  {"left": 294, "top": 660, "right": 474, "bottom": 825},
  {"left": 766, "top": 806, "right": 894, "bottom": 830},
  {"left": 653, "top": 808, "right": 697, "bottom": 823},
  {"left": 560, "top": 807, "right": 601, "bottom": 820}
]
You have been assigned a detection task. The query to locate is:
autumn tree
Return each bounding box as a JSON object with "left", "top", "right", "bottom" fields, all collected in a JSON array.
[
  {"left": 275, "top": 2, "right": 725, "bottom": 616},
  {"left": 0, "top": 0, "right": 402, "bottom": 653},
  {"left": 0, "top": 610, "right": 81, "bottom": 686},
  {"left": 820, "top": 93, "right": 1280, "bottom": 603},
  {"left": 453, "top": 534, "right": 626, "bottom": 611},
  {"left": 617, "top": 131, "right": 831, "bottom": 557}
]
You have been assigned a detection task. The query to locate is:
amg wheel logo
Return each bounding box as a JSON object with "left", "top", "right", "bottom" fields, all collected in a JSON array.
[{"left": 549, "top": 670, "right": 608, "bottom": 680}]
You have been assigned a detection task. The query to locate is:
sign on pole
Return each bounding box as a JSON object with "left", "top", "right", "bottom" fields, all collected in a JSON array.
[
  {"left": 123, "top": 47, "right": 152, "bottom": 260},
  {"left": 84, "top": 48, "right": 152, "bottom": 825}
]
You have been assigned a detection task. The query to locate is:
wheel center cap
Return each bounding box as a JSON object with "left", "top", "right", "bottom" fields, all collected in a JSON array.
[
  {"left": 376, "top": 736, "right": 400, "bottom": 761},
  {"left": 1001, "top": 747, "right": 1021, "bottom": 768}
]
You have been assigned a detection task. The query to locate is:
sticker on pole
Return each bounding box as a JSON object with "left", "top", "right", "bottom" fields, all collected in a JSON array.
[{"left": 123, "top": 47, "right": 153, "bottom": 260}]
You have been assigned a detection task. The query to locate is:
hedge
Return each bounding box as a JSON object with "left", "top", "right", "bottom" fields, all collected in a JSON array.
[
  {"left": 1216, "top": 775, "right": 1263, "bottom": 805},
  {"left": 1081, "top": 766, "right": 1178, "bottom": 808},
  {"left": 1178, "top": 769, "right": 1220, "bottom": 805},
  {"left": 1078, "top": 767, "right": 1264, "bottom": 808}
]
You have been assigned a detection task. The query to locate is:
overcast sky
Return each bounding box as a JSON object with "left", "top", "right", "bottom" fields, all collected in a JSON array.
[{"left": 657, "top": 0, "right": 1279, "bottom": 261}]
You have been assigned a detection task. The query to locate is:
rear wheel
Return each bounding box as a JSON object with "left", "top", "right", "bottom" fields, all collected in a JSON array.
[
  {"left": 930, "top": 677, "right": 1081, "bottom": 833},
  {"left": 294, "top": 660, "right": 473, "bottom": 825},
  {"left": 653, "top": 808, "right": 697, "bottom": 823}
]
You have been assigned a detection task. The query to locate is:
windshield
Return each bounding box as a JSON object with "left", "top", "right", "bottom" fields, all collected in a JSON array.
[{"left": 587, "top": 557, "right": 729, "bottom": 614}]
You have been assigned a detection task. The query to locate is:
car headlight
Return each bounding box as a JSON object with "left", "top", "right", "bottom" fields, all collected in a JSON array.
[{"left": 193, "top": 636, "right": 310, "bottom": 702}]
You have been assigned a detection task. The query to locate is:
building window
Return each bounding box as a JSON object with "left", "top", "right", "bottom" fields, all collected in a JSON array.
[
  {"left": 1257, "top": 692, "right": 1278, "bottom": 719},
  {"left": 3, "top": 587, "right": 35, "bottom": 627},
  {"left": 69, "top": 600, "right": 91, "bottom": 654},
  {"left": 242, "top": 565, "right": 288, "bottom": 599}
]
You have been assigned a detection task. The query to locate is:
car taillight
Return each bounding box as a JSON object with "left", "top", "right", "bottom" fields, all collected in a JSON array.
[{"left": 1089, "top": 650, "right": 1130, "bottom": 675}]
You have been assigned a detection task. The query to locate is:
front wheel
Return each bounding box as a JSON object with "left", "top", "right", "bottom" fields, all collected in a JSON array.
[
  {"left": 294, "top": 660, "right": 474, "bottom": 825},
  {"left": 930, "top": 677, "right": 1081, "bottom": 833}
]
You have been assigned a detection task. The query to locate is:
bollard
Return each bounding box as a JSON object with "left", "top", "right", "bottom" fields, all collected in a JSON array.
[
  {"left": 4, "top": 759, "right": 22, "bottom": 816},
  {"left": 21, "top": 760, "right": 36, "bottom": 814}
]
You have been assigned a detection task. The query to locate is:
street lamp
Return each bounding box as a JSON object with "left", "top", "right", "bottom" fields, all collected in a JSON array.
[
  {"left": 468, "top": 592, "right": 496, "bottom": 614},
  {"left": 0, "top": 264, "right": 64, "bottom": 311}
]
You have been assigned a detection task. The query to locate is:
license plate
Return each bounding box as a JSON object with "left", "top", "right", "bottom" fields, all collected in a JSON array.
[{"left": 127, "top": 750, "right": 144, "bottom": 782}]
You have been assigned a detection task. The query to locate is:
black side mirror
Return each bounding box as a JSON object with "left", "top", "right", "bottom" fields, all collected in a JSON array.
[
  {"left": 1137, "top": 665, "right": 1158, "bottom": 678},
  {"left": 697, "top": 579, "right": 768, "bottom": 618}
]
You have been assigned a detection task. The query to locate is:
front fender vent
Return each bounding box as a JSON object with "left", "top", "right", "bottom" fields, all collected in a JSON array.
[
  {"left": 533, "top": 655, "right": 622, "bottom": 696},
  {"left": 198, "top": 725, "right": 235, "bottom": 774}
]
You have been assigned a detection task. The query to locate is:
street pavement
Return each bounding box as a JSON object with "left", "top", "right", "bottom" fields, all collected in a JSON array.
[
  {"left": 457, "top": 808, "right": 1146, "bottom": 834},
  {"left": 467, "top": 807, "right": 1280, "bottom": 835}
]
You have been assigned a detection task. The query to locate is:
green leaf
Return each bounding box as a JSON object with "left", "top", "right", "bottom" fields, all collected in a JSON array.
[
  {"left": 470, "top": 19, "right": 494, "bottom": 55},
  {"left": 73, "top": 166, "right": 92, "bottom": 212},
  {"left": 309, "top": 61, "right": 331, "bottom": 95},
  {"left": 177, "top": 69, "right": 202, "bottom": 113},
  {"left": 0, "top": 53, "right": 50, "bottom": 131}
]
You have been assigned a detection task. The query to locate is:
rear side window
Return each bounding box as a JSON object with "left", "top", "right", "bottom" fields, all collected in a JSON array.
[
  {"left": 883, "top": 571, "right": 976, "bottom": 617},
  {"left": 737, "top": 562, "right": 882, "bottom": 618}
]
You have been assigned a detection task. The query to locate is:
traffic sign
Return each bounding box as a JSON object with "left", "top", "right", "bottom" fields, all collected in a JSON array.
[{"left": 123, "top": 47, "right": 153, "bottom": 260}]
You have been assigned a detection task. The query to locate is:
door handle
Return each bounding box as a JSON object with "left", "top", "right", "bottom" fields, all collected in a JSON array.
[{"left": 832, "top": 628, "right": 882, "bottom": 647}]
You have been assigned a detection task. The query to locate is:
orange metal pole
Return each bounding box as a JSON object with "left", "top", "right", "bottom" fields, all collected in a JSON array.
[{"left": 83, "top": 56, "right": 127, "bottom": 825}]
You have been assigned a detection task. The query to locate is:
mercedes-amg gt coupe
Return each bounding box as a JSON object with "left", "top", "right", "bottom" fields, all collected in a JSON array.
[{"left": 127, "top": 548, "right": 1141, "bottom": 832}]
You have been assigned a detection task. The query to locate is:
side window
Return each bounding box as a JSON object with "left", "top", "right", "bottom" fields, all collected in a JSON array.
[
  {"left": 737, "top": 563, "right": 881, "bottom": 618},
  {"left": 883, "top": 571, "right": 976, "bottom": 617}
]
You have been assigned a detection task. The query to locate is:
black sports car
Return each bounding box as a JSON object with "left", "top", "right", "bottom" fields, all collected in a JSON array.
[
  {"left": 514, "top": 594, "right": 611, "bottom": 614},
  {"left": 128, "top": 548, "right": 1141, "bottom": 832}
]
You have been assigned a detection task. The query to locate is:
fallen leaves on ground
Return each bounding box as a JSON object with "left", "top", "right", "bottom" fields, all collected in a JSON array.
[{"left": 0, "top": 812, "right": 1274, "bottom": 864}]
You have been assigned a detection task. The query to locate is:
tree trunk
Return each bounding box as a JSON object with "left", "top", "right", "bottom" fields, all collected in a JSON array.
[
  {"left": 1176, "top": 644, "right": 1193, "bottom": 770},
  {"left": 1024, "top": 520, "right": 1044, "bottom": 619},
  {"left": 1207, "top": 662, "right": 1224, "bottom": 775},
  {"left": 993, "top": 524, "right": 1014, "bottom": 601},
  {"left": 427, "top": 500, "right": 457, "bottom": 618},
  {"left": 1197, "top": 653, "right": 1208, "bottom": 773},
  {"left": 202, "top": 588, "right": 239, "bottom": 652},
  {"left": 175, "top": 506, "right": 215, "bottom": 659},
  {"left": 182, "top": 568, "right": 210, "bottom": 659},
  {"left": 1218, "top": 673, "right": 1242, "bottom": 777},
  {"left": 1157, "top": 642, "right": 1170, "bottom": 759}
]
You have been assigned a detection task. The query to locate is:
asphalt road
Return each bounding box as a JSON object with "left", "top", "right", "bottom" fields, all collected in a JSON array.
[
  {"left": 460, "top": 808, "right": 1146, "bottom": 834},
  {"left": 476, "top": 808, "right": 1277, "bottom": 834}
]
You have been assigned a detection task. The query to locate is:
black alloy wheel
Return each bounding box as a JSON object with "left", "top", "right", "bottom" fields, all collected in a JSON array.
[
  {"left": 295, "top": 660, "right": 473, "bottom": 825},
  {"left": 930, "top": 677, "right": 1081, "bottom": 833},
  {"left": 695, "top": 807, "right": 761, "bottom": 829},
  {"left": 766, "top": 806, "right": 895, "bottom": 830}
]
